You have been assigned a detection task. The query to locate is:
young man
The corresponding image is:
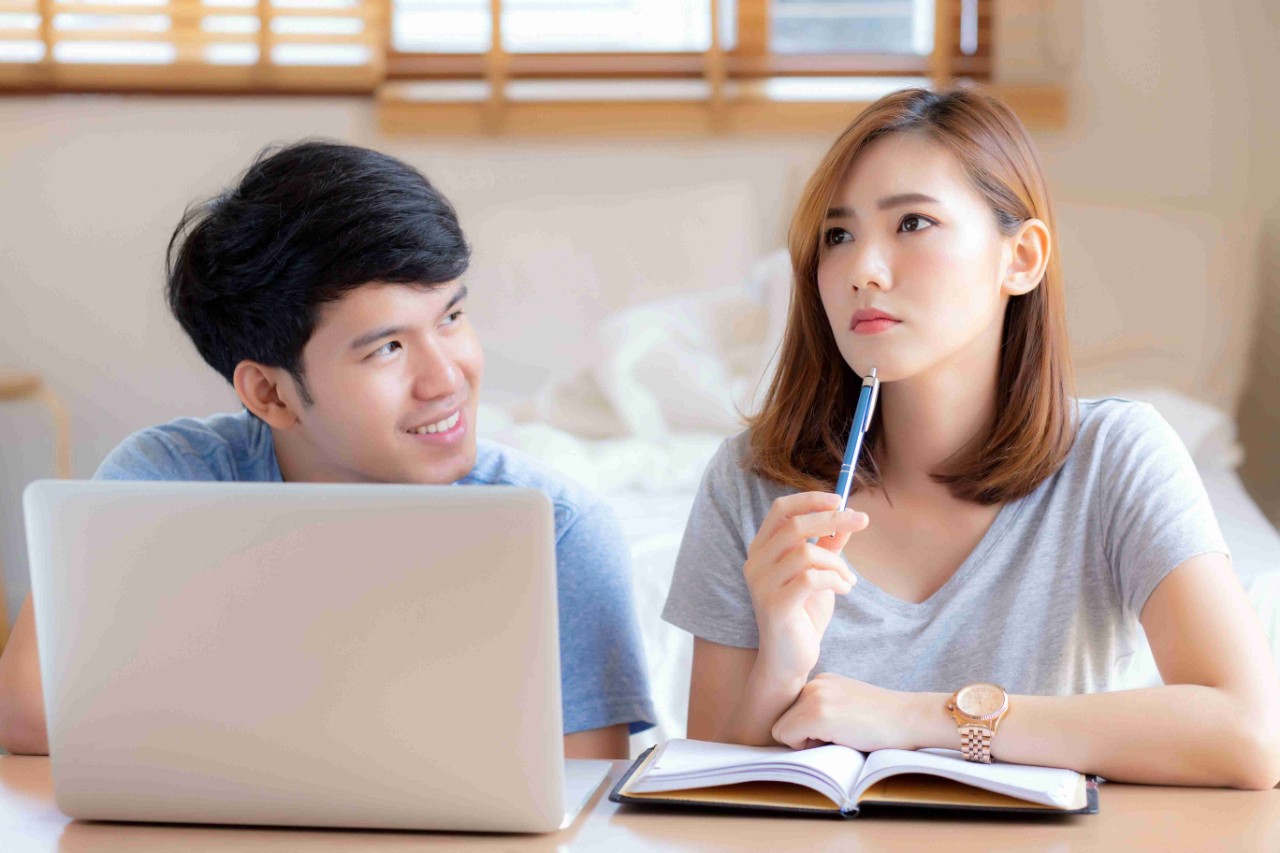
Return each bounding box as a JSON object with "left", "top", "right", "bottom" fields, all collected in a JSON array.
[{"left": 0, "top": 141, "right": 655, "bottom": 758}]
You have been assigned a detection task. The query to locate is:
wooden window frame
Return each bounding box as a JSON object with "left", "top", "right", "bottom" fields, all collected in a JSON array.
[
  {"left": 385, "top": 0, "right": 991, "bottom": 80},
  {"left": 0, "top": 0, "right": 1066, "bottom": 133},
  {"left": 379, "top": 0, "right": 1065, "bottom": 136},
  {"left": 0, "top": 0, "right": 386, "bottom": 93}
]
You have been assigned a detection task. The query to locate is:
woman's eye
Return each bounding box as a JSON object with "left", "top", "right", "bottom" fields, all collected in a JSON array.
[
  {"left": 442, "top": 309, "right": 464, "bottom": 326},
  {"left": 823, "top": 228, "right": 853, "bottom": 246},
  {"left": 899, "top": 214, "right": 936, "bottom": 233},
  {"left": 372, "top": 341, "right": 402, "bottom": 358}
]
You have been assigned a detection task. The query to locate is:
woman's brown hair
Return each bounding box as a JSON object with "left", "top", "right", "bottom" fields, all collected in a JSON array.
[{"left": 747, "top": 87, "right": 1077, "bottom": 505}]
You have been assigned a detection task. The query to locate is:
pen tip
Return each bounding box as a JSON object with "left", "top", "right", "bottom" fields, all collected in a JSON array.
[{"left": 868, "top": 367, "right": 878, "bottom": 378}]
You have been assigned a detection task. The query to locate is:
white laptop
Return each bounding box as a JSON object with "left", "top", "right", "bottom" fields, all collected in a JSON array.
[{"left": 23, "top": 479, "right": 611, "bottom": 832}]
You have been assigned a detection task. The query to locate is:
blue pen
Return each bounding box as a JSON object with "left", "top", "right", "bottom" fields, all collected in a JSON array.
[{"left": 834, "top": 367, "right": 880, "bottom": 512}]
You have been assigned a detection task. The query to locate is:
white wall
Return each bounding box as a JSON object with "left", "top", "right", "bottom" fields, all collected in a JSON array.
[{"left": 2, "top": 0, "right": 1279, "bottom": 622}]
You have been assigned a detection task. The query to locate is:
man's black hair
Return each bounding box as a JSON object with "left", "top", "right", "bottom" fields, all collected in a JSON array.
[{"left": 166, "top": 140, "right": 470, "bottom": 403}]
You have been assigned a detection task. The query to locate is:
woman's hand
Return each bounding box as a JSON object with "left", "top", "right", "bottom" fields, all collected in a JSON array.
[
  {"left": 743, "top": 492, "right": 868, "bottom": 686},
  {"left": 772, "top": 673, "right": 924, "bottom": 752}
]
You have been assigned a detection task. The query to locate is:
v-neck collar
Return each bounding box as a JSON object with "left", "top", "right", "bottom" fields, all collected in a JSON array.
[{"left": 840, "top": 491, "right": 1031, "bottom": 617}]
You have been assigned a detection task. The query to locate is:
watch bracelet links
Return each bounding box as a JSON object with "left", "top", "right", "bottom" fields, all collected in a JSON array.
[{"left": 959, "top": 724, "right": 994, "bottom": 763}]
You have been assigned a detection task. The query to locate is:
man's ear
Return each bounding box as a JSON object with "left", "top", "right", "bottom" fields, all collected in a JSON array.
[
  {"left": 1002, "top": 218, "right": 1051, "bottom": 297},
  {"left": 233, "top": 360, "right": 299, "bottom": 430}
]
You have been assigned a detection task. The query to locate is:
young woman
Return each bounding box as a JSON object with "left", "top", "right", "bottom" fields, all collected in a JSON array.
[{"left": 662, "top": 87, "right": 1280, "bottom": 789}]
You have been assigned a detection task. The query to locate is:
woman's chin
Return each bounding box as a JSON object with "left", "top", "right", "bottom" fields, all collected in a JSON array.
[{"left": 844, "top": 355, "right": 909, "bottom": 383}]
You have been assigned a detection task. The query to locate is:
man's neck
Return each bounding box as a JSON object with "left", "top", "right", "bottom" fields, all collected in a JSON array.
[{"left": 271, "top": 425, "right": 340, "bottom": 483}]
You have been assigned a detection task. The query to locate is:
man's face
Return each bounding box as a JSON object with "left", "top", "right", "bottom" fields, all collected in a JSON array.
[{"left": 280, "top": 281, "right": 484, "bottom": 485}]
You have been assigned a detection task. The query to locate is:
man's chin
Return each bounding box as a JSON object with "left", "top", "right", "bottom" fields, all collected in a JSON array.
[{"left": 408, "top": 446, "right": 478, "bottom": 486}]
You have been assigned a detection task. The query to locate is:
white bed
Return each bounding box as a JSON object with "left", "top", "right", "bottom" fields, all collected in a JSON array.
[{"left": 474, "top": 252, "right": 1280, "bottom": 755}]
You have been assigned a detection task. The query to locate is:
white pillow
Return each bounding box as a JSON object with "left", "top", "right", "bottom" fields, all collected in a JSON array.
[{"left": 510, "top": 250, "right": 794, "bottom": 440}]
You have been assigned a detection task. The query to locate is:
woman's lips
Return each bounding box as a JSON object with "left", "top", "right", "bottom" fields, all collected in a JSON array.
[{"left": 852, "top": 318, "right": 901, "bottom": 335}]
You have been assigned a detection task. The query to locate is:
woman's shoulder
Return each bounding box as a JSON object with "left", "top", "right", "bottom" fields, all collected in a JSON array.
[
  {"left": 1072, "top": 396, "right": 1180, "bottom": 459},
  {"left": 701, "top": 429, "right": 791, "bottom": 503},
  {"left": 707, "top": 429, "right": 768, "bottom": 484},
  {"left": 713, "top": 429, "right": 754, "bottom": 470},
  {"left": 1051, "top": 396, "right": 1200, "bottom": 510}
]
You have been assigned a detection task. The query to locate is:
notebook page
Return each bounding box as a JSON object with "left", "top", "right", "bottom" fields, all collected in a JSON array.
[
  {"left": 630, "top": 739, "right": 866, "bottom": 806},
  {"left": 852, "top": 748, "right": 1082, "bottom": 808}
]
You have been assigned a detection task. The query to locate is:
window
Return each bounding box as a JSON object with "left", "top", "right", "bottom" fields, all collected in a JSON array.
[
  {"left": 0, "top": 0, "right": 385, "bottom": 90},
  {"left": 771, "top": 0, "right": 934, "bottom": 55},
  {"left": 394, "top": 0, "right": 735, "bottom": 54},
  {"left": 2, "top": 0, "right": 1062, "bottom": 134},
  {"left": 379, "top": 0, "right": 1016, "bottom": 135}
]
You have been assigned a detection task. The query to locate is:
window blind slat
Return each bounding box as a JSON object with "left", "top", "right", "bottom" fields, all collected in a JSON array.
[
  {"left": 7, "top": 0, "right": 993, "bottom": 94},
  {"left": 388, "top": 0, "right": 989, "bottom": 82},
  {"left": 0, "top": 0, "right": 41, "bottom": 62},
  {"left": 2, "top": 0, "right": 384, "bottom": 88}
]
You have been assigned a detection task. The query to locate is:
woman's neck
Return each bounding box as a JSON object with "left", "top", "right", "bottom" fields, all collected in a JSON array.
[{"left": 874, "top": 324, "right": 1002, "bottom": 497}]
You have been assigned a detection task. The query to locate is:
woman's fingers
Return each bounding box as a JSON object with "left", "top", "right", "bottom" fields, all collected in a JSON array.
[
  {"left": 772, "top": 569, "right": 853, "bottom": 612},
  {"left": 750, "top": 492, "right": 843, "bottom": 553},
  {"left": 754, "top": 510, "right": 867, "bottom": 572},
  {"left": 762, "top": 568, "right": 844, "bottom": 627},
  {"left": 814, "top": 526, "right": 857, "bottom": 554},
  {"left": 760, "top": 544, "right": 857, "bottom": 589},
  {"left": 744, "top": 493, "right": 868, "bottom": 618}
]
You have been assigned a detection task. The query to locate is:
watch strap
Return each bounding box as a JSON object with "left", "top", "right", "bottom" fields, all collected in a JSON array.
[{"left": 958, "top": 724, "right": 994, "bottom": 763}]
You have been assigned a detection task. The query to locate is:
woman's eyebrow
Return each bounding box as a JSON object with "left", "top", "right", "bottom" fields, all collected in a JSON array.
[{"left": 825, "top": 192, "right": 941, "bottom": 219}]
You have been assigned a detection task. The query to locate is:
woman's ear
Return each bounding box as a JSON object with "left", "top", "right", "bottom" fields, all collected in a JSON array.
[
  {"left": 233, "top": 360, "right": 299, "bottom": 430},
  {"left": 1002, "top": 218, "right": 1051, "bottom": 297}
]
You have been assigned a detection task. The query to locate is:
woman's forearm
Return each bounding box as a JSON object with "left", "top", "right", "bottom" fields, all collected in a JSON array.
[
  {"left": 906, "top": 685, "right": 1280, "bottom": 789},
  {"left": 713, "top": 663, "right": 807, "bottom": 746}
]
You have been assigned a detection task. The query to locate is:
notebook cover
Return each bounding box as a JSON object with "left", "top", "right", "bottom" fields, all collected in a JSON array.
[{"left": 609, "top": 747, "right": 1100, "bottom": 818}]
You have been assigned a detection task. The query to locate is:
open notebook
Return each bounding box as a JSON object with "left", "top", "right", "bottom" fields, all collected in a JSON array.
[{"left": 610, "top": 739, "right": 1098, "bottom": 817}]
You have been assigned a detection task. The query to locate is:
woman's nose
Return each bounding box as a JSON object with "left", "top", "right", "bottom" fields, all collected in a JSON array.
[{"left": 848, "top": 243, "right": 892, "bottom": 292}]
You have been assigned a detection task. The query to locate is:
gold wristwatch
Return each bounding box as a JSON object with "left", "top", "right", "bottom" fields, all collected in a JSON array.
[{"left": 946, "top": 682, "right": 1010, "bottom": 763}]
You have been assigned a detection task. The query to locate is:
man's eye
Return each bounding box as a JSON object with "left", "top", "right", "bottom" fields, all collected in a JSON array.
[
  {"left": 824, "top": 228, "right": 853, "bottom": 246},
  {"left": 372, "top": 341, "right": 402, "bottom": 357},
  {"left": 899, "top": 214, "right": 936, "bottom": 233},
  {"left": 442, "top": 309, "right": 464, "bottom": 326}
]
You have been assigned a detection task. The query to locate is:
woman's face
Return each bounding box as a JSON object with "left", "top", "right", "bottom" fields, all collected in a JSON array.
[{"left": 816, "top": 131, "right": 1021, "bottom": 383}]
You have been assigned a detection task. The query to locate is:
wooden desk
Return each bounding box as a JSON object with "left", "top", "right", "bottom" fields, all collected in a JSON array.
[{"left": 1, "top": 756, "right": 1277, "bottom": 851}]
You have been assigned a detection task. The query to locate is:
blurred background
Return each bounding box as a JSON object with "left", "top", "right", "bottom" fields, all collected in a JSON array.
[{"left": 1, "top": 1, "right": 1278, "bottom": 746}]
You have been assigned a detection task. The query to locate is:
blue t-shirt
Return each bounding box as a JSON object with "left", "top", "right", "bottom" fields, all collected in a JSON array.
[{"left": 95, "top": 410, "right": 656, "bottom": 736}]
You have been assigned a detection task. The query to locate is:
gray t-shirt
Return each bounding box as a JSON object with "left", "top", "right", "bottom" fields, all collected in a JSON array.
[{"left": 662, "top": 398, "right": 1230, "bottom": 696}]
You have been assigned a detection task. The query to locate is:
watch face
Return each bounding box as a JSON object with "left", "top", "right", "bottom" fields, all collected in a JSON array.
[{"left": 956, "top": 683, "right": 1006, "bottom": 718}]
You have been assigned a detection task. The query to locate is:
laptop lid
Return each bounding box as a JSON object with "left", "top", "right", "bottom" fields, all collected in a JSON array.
[{"left": 24, "top": 479, "right": 566, "bottom": 832}]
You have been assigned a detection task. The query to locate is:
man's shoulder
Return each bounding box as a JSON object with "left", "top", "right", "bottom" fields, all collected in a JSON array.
[
  {"left": 463, "top": 440, "right": 609, "bottom": 537},
  {"left": 94, "top": 410, "right": 279, "bottom": 482}
]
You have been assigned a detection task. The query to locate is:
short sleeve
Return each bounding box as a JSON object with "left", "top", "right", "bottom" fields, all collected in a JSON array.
[
  {"left": 1098, "top": 402, "right": 1231, "bottom": 617},
  {"left": 93, "top": 430, "right": 200, "bottom": 481},
  {"left": 661, "top": 438, "right": 762, "bottom": 648},
  {"left": 554, "top": 501, "right": 656, "bottom": 735}
]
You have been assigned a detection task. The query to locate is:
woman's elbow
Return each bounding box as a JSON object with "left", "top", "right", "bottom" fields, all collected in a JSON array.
[
  {"left": 1228, "top": 753, "right": 1280, "bottom": 791},
  {"left": 1225, "top": 708, "right": 1280, "bottom": 790}
]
